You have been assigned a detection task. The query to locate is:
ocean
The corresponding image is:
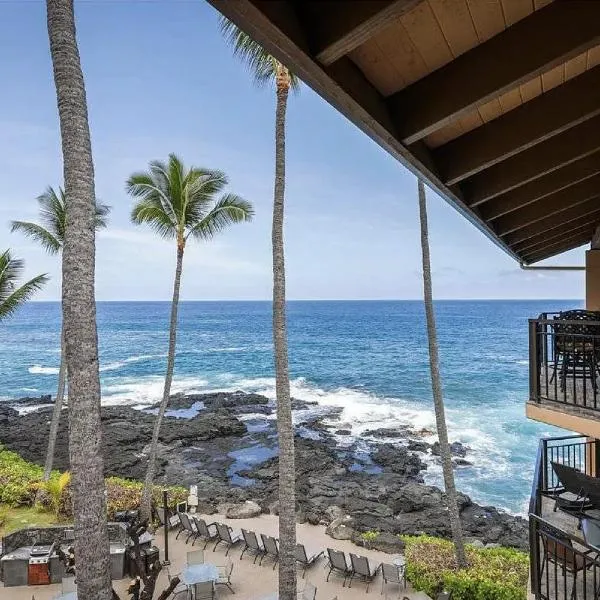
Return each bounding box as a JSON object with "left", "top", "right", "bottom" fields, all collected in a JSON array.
[{"left": 0, "top": 300, "right": 579, "bottom": 515}]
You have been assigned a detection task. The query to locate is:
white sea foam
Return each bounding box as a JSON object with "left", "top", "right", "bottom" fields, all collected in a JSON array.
[
  {"left": 100, "top": 354, "right": 163, "bottom": 372},
  {"left": 28, "top": 365, "right": 60, "bottom": 375}
]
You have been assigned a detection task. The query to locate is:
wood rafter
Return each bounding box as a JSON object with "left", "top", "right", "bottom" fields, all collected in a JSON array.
[
  {"left": 523, "top": 231, "right": 593, "bottom": 264},
  {"left": 502, "top": 197, "right": 600, "bottom": 247},
  {"left": 305, "top": 0, "right": 424, "bottom": 66},
  {"left": 435, "top": 66, "right": 600, "bottom": 186},
  {"left": 479, "top": 154, "right": 600, "bottom": 221},
  {"left": 387, "top": 1, "right": 600, "bottom": 145},
  {"left": 463, "top": 115, "right": 600, "bottom": 207},
  {"left": 514, "top": 219, "right": 600, "bottom": 254}
]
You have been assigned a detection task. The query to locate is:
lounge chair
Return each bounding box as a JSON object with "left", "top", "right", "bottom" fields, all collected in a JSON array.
[
  {"left": 176, "top": 512, "right": 197, "bottom": 544},
  {"left": 551, "top": 462, "right": 589, "bottom": 512},
  {"left": 381, "top": 562, "right": 405, "bottom": 595},
  {"left": 240, "top": 529, "right": 266, "bottom": 563},
  {"left": 214, "top": 522, "right": 243, "bottom": 556},
  {"left": 295, "top": 543, "right": 323, "bottom": 578},
  {"left": 325, "top": 548, "right": 351, "bottom": 585},
  {"left": 348, "top": 553, "right": 380, "bottom": 592},
  {"left": 216, "top": 560, "right": 235, "bottom": 593},
  {"left": 187, "top": 549, "right": 205, "bottom": 565},
  {"left": 298, "top": 582, "right": 317, "bottom": 600},
  {"left": 260, "top": 534, "right": 279, "bottom": 569},
  {"left": 192, "top": 581, "right": 215, "bottom": 600},
  {"left": 192, "top": 516, "right": 219, "bottom": 549}
]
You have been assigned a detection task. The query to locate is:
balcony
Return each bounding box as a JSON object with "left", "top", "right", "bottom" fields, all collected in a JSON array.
[
  {"left": 530, "top": 436, "right": 600, "bottom": 600},
  {"left": 528, "top": 311, "right": 600, "bottom": 434}
]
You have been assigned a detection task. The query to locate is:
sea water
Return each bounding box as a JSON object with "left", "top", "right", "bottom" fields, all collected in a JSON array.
[{"left": 0, "top": 300, "right": 579, "bottom": 514}]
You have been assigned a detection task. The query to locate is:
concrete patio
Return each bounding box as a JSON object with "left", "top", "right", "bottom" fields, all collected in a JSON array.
[{"left": 1, "top": 512, "right": 423, "bottom": 600}]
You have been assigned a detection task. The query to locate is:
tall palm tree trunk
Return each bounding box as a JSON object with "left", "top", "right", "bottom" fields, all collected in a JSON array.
[
  {"left": 43, "top": 324, "right": 66, "bottom": 480},
  {"left": 140, "top": 244, "right": 184, "bottom": 521},
  {"left": 273, "top": 78, "right": 296, "bottom": 600},
  {"left": 418, "top": 179, "right": 467, "bottom": 569},
  {"left": 46, "top": 1, "right": 112, "bottom": 598}
]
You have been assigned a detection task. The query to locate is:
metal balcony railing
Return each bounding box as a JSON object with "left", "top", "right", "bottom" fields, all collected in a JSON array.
[{"left": 529, "top": 311, "right": 600, "bottom": 412}]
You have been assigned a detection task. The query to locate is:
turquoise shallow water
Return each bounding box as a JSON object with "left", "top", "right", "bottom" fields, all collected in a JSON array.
[{"left": 0, "top": 300, "right": 580, "bottom": 514}]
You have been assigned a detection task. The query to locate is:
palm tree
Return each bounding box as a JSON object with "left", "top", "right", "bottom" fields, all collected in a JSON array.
[
  {"left": 221, "top": 20, "right": 299, "bottom": 600},
  {"left": 11, "top": 186, "right": 110, "bottom": 481},
  {"left": 418, "top": 179, "right": 467, "bottom": 568},
  {"left": 126, "top": 153, "right": 253, "bottom": 520},
  {"left": 0, "top": 250, "right": 48, "bottom": 322},
  {"left": 46, "top": 1, "right": 113, "bottom": 598}
]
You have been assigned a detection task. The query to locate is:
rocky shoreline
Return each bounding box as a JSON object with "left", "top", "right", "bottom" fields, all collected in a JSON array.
[{"left": 0, "top": 391, "right": 528, "bottom": 551}]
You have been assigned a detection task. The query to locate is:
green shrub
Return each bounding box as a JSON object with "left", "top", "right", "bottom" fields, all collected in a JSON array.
[
  {"left": 0, "top": 446, "right": 188, "bottom": 519},
  {"left": 402, "top": 535, "right": 529, "bottom": 600},
  {"left": 360, "top": 530, "right": 380, "bottom": 542}
]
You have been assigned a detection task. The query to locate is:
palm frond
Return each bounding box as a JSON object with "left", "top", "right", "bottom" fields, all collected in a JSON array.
[
  {"left": 10, "top": 221, "right": 61, "bottom": 255},
  {"left": 130, "top": 199, "right": 177, "bottom": 239},
  {"left": 128, "top": 168, "right": 179, "bottom": 230},
  {"left": 0, "top": 250, "right": 48, "bottom": 321},
  {"left": 220, "top": 18, "right": 299, "bottom": 91},
  {"left": 37, "top": 186, "right": 65, "bottom": 241},
  {"left": 94, "top": 201, "right": 111, "bottom": 230},
  {"left": 186, "top": 193, "right": 254, "bottom": 241}
]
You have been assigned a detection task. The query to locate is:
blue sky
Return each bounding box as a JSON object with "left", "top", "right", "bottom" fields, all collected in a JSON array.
[{"left": 0, "top": 0, "right": 586, "bottom": 301}]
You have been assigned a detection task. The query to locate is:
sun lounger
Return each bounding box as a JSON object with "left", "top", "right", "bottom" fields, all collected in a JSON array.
[
  {"left": 214, "top": 523, "right": 243, "bottom": 556},
  {"left": 381, "top": 562, "right": 405, "bottom": 594},
  {"left": 240, "top": 529, "right": 266, "bottom": 563},
  {"left": 325, "top": 548, "right": 351, "bottom": 585},
  {"left": 192, "top": 516, "right": 219, "bottom": 549},
  {"left": 260, "top": 534, "right": 279, "bottom": 569},
  {"left": 348, "top": 553, "right": 380, "bottom": 592},
  {"left": 295, "top": 543, "right": 323, "bottom": 578}
]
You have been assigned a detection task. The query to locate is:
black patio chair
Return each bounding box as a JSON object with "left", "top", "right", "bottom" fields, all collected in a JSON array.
[
  {"left": 348, "top": 553, "right": 380, "bottom": 592},
  {"left": 240, "top": 529, "right": 266, "bottom": 563},
  {"left": 540, "top": 525, "right": 598, "bottom": 600},
  {"left": 325, "top": 548, "right": 351, "bottom": 585},
  {"left": 260, "top": 534, "right": 279, "bottom": 569},
  {"left": 192, "top": 516, "right": 219, "bottom": 549},
  {"left": 295, "top": 543, "right": 323, "bottom": 578},
  {"left": 213, "top": 522, "right": 243, "bottom": 556},
  {"left": 551, "top": 462, "right": 589, "bottom": 513}
]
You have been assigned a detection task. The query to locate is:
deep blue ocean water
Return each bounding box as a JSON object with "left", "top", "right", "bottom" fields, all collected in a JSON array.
[{"left": 0, "top": 300, "right": 581, "bottom": 514}]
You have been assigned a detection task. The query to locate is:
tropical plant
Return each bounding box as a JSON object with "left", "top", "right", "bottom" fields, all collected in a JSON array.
[
  {"left": 46, "top": 0, "right": 113, "bottom": 597},
  {"left": 0, "top": 250, "right": 47, "bottom": 322},
  {"left": 221, "top": 19, "right": 300, "bottom": 600},
  {"left": 418, "top": 179, "right": 467, "bottom": 568},
  {"left": 126, "top": 153, "right": 253, "bottom": 520},
  {"left": 11, "top": 186, "right": 110, "bottom": 481}
]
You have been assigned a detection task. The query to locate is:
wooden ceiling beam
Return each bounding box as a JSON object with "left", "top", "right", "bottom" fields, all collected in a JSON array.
[
  {"left": 435, "top": 67, "right": 600, "bottom": 186},
  {"left": 495, "top": 174, "right": 600, "bottom": 237},
  {"left": 501, "top": 197, "right": 600, "bottom": 247},
  {"left": 463, "top": 114, "right": 600, "bottom": 206},
  {"left": 478, "top": 154, "right": 600, "bottom": 221},
  {"left": 304, "top": 0, "right": 423, "bottom": 66},
  {"left": 386, "top": 1, "right": 600, "bottom": 145},
  {"left": 513, "top": 218, "right": 600, "bottom": 254},
  {"left": 522, "top": 231, "right": 593, "bottom": 264}
]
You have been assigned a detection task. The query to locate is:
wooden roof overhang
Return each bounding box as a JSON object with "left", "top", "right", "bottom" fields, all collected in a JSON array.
[{"left": 209, "top": 0, "right": 600, "bottom": 264}]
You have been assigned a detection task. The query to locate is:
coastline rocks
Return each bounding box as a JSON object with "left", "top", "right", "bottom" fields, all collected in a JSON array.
[
  {"left": 0, "top": 392, "right": 529, "bottom": 550},
  {"left": 431, "top": 441, "right": 469, "bottom": 457},
  {"left": 219, "top": 500, "right": 262, "bottom": 519}
]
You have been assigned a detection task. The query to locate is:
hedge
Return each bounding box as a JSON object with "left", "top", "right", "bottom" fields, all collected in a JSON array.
[
  {"left": 0, "top": 446, "right": 188, "bottom": 520},
  {"left": 403, "top": 535, "right": 529, "bottom": 600}
]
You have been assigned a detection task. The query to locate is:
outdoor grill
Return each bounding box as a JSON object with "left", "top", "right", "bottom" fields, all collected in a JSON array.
[{"left": 27, "top": 542, "right": 55, "bottom": 585}]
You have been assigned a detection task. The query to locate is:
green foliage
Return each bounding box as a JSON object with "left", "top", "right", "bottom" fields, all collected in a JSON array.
[
  {"left": 0, "top": 446, "right": 188, "bottom": 520},
  {"left": 360, "top": 530, "right": 380, "bottom": 542},
  {"left": 402, "top": 535, "right": 529, "bottom": 600}
]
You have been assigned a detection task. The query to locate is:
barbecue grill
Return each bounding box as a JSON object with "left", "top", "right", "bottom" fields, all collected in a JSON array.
[{"left": 27, "top": 541, "right": 55, "bottom": 585}]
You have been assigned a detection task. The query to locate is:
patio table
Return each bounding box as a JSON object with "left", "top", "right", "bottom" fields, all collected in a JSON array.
[
  {"left": 392, "top": 555, "right": 406, "bottom": 567},
  {"left": 181, "top": 562, "right": 219, "bottom": 585}
]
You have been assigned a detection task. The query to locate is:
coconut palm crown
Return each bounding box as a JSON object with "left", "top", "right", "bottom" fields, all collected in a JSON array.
[
  {"left": 11, "top": 186, "right": 110, "bottom": 253},
  {"left": 0, "top": 250, "right": 48, "bottom": 322}
]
